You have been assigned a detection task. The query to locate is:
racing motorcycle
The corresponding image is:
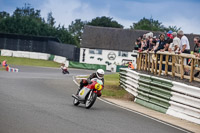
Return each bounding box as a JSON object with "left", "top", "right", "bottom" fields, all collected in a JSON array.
[
  {"left": 72, "top": 78, "right": 103, "bottom": 109},
  {"left": 62, "top": 68, "right": 69, "bottom": 74}
]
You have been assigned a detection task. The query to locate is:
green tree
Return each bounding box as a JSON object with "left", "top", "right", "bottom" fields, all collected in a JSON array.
[
  {"left": 88, "top": 16, "right": 123, "bottom": 28},
  {"left": 165, "top": 26, "right": 181, "bottom": 32},
  {"left": 131, "top": 17, "right": 164, "bottom": 31},
  {"left": 131, "top": 17, "right": 181, "bottom": 32},
  {"left": 55, "top": 25, "right": 77, "bottom": 45},
  {"left": 0, "top": 4, "right": 78, "bottom": 46},
  {"left": 13, "top": 3, "right": 41, "bottom": 20},
  {"left": 68, "top": 19, "right": 87, "bottom": 47},
  {"left": 47, "top": 11, "right": 55, "bottom": 27},
  {"left": 0, "top": 11, "right": 10, "bottom": 19}
]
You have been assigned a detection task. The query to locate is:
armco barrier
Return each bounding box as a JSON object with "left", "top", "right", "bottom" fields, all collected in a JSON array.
[
  {"left": 69, "top": 61, "right": 106, "bottom": 71},
  {"left": 13, "top": 51, "right": 30, "bottom": 58},
  {"left": 53, "top": 56, "right": 66, "bottom": 63},
  {"left": 120, "top": 68, "right": 200, "bottom": 124},
  {"left": 1, "top": 50, "right": 51, "bottom": 61},
  {"left": 1, "top": 50, "right": 13, "bottom": 56}
]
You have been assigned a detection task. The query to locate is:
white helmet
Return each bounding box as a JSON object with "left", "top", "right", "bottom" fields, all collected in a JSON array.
[{"left": 96, "top": 69, "right": 104, "bottom": 79}]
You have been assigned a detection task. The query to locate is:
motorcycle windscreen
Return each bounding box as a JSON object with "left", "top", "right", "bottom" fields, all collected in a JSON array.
[{"left": 78, "top": 87, "right": 91, "bottom": 100}]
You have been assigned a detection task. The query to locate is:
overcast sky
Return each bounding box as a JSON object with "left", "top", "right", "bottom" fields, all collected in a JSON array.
[{"left": 0, "top": 0, "right": 200, "bottom": 34}]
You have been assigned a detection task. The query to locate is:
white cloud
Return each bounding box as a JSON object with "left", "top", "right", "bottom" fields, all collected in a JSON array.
[
  {"left": 163, "top": 17, "right": 200, "bottom": 34},
  {"left": 40, "top": 0, "right": 110, "bottom": 27},
  {"left": 38, "top": 0, "right": 200, "bottom": 34},
  {"left": 112, "top": 17, "right": 135, "bottom": 28}
]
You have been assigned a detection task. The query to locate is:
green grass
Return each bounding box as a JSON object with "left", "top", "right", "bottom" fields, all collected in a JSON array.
[
  {"left": 0, "top": 67, "right": 6, "bottom": 71},
  {"left": 103, "top": 73, "right": 130, "bottom": 99},
  {"left": 0, "top": 56, "right": 61, "bottom": 68}
]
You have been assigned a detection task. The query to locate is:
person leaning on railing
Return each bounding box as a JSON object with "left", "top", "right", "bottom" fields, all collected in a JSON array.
[
  {"left": 177, "top": 30, "right": 190, "bottom": 54},
  {"left": 153, "top": 34, "right": 168, "bottom": 71},
  {"left": 168, "top": 32, "right": 180, "bottom": 53},
  {"left": 194, "top": 39, "right": 200, "bottom": 77},
  {"left": 168, "top": 32, "right": 181, "bottom": 73},
  {"left": 134, "top": 36, "right": 143, "bottom": 50},
  {"left": 193, "top": 37, "right": 200, "bottom": 56},
  {"left": 177, "top": 30, "right": 191, "bottom": 75}
]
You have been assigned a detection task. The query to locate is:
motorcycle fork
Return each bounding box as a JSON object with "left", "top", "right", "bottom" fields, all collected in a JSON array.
[{"left": 88, "top": 90, "right": 93, "bottom": 99}]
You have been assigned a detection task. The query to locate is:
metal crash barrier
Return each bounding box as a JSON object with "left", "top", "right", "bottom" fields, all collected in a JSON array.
[{"left": 120, "top": 68, "right": 200, "bottom": 124}]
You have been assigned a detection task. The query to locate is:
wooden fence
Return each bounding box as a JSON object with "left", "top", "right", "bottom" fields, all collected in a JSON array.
[{"left": 137, "top": 51, "right": 200, "bottom": 82}]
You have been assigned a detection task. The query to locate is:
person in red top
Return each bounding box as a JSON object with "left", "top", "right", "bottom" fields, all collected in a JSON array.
[{"left": 2, "top": 60, "right": 8, "bottom": 67}]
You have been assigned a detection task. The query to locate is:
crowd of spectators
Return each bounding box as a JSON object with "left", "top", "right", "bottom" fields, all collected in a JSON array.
[{"left": 135, "top": 30, "right": 200, "bottom": 77}]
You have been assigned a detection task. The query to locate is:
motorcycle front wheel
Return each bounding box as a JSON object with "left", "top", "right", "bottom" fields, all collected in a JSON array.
[
  {"left": 85, "top": 91, "right": 97, "bottom": 109},
  {"left": 73, "top": 98, "right": 80, "bottom": 106}
]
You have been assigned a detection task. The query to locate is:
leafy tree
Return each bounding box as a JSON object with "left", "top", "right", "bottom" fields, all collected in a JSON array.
[
  {"left": 88, "top": 16, "right": 123, "bottom": 28},
  {"left": 131, "top": 17, "right": 165, "bottom": 31},
  {"left": 165, "top": 26, "right": 181, "bottom": 32},
  {"left": 54, "top": 25, "right": 77, "bottom": 45},
  {"left": 0, "top": 11, "right": 10, "bottom": 19},
  {"left": 68, "top": 19, "right": 87, "bottom": 47},
  {"left": 131, "top": 17, "right": 181, "bottom": 32},
  {"left": 47, "top": 11, "right": 55, "bottom": 27},
  {"left": 0, "top": 3, "right": 78, "bottom": 46},
  {"left": 13, "top": 3, "right": 41, "bottom": 20}
]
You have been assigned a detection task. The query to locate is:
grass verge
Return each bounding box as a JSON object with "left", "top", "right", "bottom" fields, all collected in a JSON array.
[
  {"left": 0, "top": 56, "right": 60, "bottom": 68},
  {"left": 103, "top": 73, "right": 133, "bottom": 100}
]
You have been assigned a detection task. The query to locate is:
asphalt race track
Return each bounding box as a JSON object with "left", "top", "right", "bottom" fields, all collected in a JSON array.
[{"left": 0, "top": 66, "right": 190, "bottom": 133}]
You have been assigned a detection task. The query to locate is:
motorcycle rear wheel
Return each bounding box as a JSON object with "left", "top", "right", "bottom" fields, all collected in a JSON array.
[
  {"left": 73, "top": 98, "right": 80, "bottom": 106},
  {"left": 85, "top": 92, "right": 97, "bottom": 109}
]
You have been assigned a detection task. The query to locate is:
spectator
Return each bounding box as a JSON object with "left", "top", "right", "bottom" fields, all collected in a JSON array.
[
  {"left": 141, "top": 36, "right": 147, "bottom": 50},
  {"left": 148, "top": 38, "right": 156, "bottom": 51},
  {"left": 135, "top": 39, "right": 141, "bottom": 50},
  {"left": 168, "top": 32, "right": 180, "bottom": 53},
  {"left": 154, "top": 34, "right": 166, "bottom": 53},
  {"left": 177, "top": 30, "right": 190, "bottom": 75},
  {"left": 167, "top": 30, "right": 173, "bottom": 39},
  {"left": 135, "top": 36, "right": 143, "bottom": 50},
  {"left": 163, "top": 37, "right": 172, "bottom": 52},
  {"left": 178, "top": 30, "right": 190, "bottom": 54},
  {"left": 145, "top": 32, "right": 153, "bottom": 50},
  {"left": 194, "top": 39, "right": 200, "bottom": 77},
  {"left": 140, "top": 32, "right": 153, "bottom": 51},
  {"left": 153, "top": 34, "right": 167, "bottom": 72},
  {"left": 2, "top": 60, "right": 8, "bottom": 67},
  {"left": 168, "top": 32, "right": 181, "bottom": 73},
  {"left": 193, "top": 37, "right": 200, "bottom": 56}
]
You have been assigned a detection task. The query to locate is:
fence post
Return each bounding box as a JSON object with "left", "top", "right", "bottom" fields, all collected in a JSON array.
[
  {"left": 138, "top": 53, "right": 142, "bottom": 70},
  {"left": 148, "top": 53, "right": 151, "bottom": 72},
  {"left": 141, "top": 53, "right": 144, "bottom": 70},
  {"left": 155, "top": 54, "right": 158, "bottom": 75},
  {"left": 190, "top": 58, "right": 194, "bottom": 82},
  {"left": 181, "top": 57, "right": 184, "bottom": 79},
  {"left": 172, "top": 55, "right": 176, "bottom": 77},
  {"left": 165, "top": 55, "right": 169, "bottom": 75},
  {"left": 159, "top": 54, "right": 163, "bottom": 75},
  {"left": 145, "top": 53, "right": 148, "bottom": 71},
  {"left": 151, "top": 56, "right": 154, "bottom": 73}
]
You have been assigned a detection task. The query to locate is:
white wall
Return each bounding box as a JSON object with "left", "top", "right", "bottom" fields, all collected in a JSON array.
[{"left": 79, "top": 48, "right": 137, "bottom": 71}]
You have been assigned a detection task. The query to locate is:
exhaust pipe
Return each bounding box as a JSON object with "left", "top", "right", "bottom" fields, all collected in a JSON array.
[{"left": 72, "top": 94, "right": 80, "bottom": 100}]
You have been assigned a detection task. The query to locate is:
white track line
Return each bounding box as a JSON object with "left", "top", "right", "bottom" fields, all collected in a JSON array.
[{"left": 72, "top": 76, "right": 191, "bottom": 133}]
